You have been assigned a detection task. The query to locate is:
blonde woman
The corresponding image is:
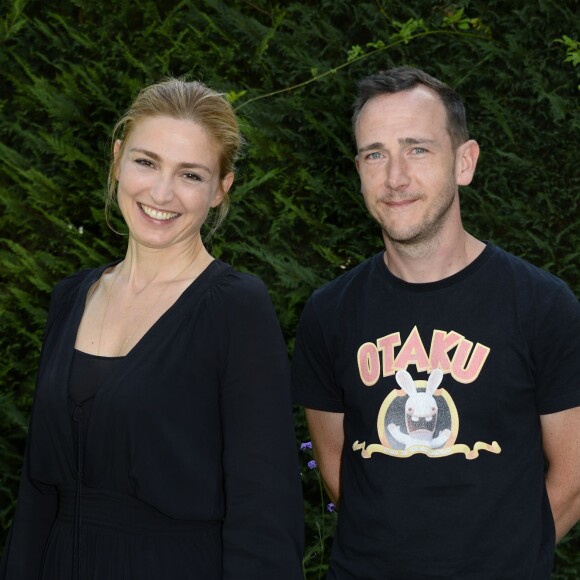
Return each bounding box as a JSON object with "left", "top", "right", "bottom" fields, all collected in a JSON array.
[{"left": 1, "top": 78, "right": 304, "bottom": 580}]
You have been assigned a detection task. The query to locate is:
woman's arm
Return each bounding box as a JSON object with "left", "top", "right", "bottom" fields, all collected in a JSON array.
[
  {"left": 1, "top": 437, "right": 58, "bottom": 579},
  {"left": 219, "top": 276, "right": 304, "bottom": 579}
]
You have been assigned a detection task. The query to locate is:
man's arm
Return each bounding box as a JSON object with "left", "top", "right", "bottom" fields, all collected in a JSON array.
[
  {"left": 305, "top": 408, "right": 345, "bottom": 506},
  {"left": 540, "top": 406, "right": 580, "bottom": 542}
]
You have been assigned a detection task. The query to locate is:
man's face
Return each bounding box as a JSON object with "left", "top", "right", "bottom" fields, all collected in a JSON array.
[{"left": 355, "top": 87, "right": 464, "bottom": 248}]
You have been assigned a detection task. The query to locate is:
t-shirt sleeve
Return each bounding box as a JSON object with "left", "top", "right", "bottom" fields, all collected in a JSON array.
[
  {"left": 291, "top": 293, "right": 345, "bottom": 412},
  {"left": 534, "top": 281, "right": 580, "bottom": 415},
  {"left": 218, "top": 275, "right": 304, "bottom": 579}
]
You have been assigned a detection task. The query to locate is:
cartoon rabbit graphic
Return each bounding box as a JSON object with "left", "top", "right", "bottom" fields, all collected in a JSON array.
[{"left": 387, "top": 368, "right": 451, "bottom": 449}]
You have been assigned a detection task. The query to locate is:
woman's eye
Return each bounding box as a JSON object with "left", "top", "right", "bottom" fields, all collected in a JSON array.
[
  {"left": 135, "top": 158, "right": 154, "bottom": 167},
  {"left": 183, "top": 173, "right": 202, "bottom": 181}
]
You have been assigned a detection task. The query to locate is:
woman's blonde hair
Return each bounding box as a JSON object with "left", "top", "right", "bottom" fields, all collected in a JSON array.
[{"left": 106, "top": 78, "right": 244, "bottom": 238}]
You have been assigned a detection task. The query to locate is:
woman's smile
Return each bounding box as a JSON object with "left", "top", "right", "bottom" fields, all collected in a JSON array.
[{"left": 138, "top": 202, "right": 180, "bottom": 222}]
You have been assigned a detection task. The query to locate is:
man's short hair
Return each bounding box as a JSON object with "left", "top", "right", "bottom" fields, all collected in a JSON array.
[{"left": 352, "top": 66, "right": 469, "bottom": 149}]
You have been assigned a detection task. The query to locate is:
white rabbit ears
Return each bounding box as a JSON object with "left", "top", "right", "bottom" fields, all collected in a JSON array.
[
  {"left": 395, "top": 368, "right": 444, "bottom": 396},
  {"left": 395, "top": 370, "right": 417, "bottom": 396},
  {"left": 426, "top": 368, "right": 443, "bottom": 394}
]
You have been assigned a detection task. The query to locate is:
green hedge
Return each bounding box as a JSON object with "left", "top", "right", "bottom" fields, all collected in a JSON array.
[{"left": 1, "top": 0, "right": 578, "bottom": 577}]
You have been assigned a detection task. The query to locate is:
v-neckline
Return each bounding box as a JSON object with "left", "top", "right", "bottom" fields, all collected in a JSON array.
[
  {"left": 80, "top": 259, "right": 224, "bottom": 360},
  {"left": 65, "top": 258, "right": 229, "bottom": 484}
]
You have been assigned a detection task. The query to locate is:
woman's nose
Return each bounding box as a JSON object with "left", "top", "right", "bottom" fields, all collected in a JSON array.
[{"left": 149, "top": 174, "right": 174, "bottom": 204}]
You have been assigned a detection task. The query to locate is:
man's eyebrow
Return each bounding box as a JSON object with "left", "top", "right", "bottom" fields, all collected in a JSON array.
[
  {"left": 357, "top": 142, "right": 384, "bottom": 154},
  {"left": 129, "top": 148, "right": 211, "bottom": 172},
  {"left": 357, "top": 138, "right": 437, "bottom": 155},
  {"left": 399, "top": 137, "right": 437, "bottom": 146}
]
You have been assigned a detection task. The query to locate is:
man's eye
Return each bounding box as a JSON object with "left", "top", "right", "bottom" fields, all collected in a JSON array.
[
  {"left": 366, "top": 152, "right": 383, "bottom": 160},
  {"left": 412, "top": 147, "right": 427, "bottom": 154}
]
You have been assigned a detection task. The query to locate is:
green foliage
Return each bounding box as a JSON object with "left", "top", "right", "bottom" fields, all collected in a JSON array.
[
  {"left": 558, "top": 35, "right": 580, "bottom": 67},
  {"left": 0, "top": 0, "right": 579, "bottom": 576},
  {"left": 556, "top": 34, "right": 580, "bottom": 90}
]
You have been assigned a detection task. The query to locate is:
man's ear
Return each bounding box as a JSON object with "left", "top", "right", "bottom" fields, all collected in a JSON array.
[{"left": 455, "top": 139, "right": 480, "bottom": 186}]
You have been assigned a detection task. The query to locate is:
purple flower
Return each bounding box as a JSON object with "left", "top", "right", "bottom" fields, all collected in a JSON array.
[
  {"left": 300, "top": 441, "right": 313, "bottom": 451},
  {"left": 307, "top": 459, "right": 317, "bottom": 470},
  {"left": 327, "top": 502, "right": 336, "bottom": 513}
]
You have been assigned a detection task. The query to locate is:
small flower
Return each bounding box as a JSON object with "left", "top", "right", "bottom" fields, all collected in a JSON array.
[
  {"left": 300, "top": 441, "right": 313, "bottom": 451},
  {"left": 327, "top": 502, "right": 336, "bottom": 513},
  {"left": 307, "top": 459, "right": 317, "bottom": 470}
]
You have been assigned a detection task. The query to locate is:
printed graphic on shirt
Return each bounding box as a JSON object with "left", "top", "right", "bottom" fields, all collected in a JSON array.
[{"left": 352, "top": 327, "right": 501, "bottom": 460}]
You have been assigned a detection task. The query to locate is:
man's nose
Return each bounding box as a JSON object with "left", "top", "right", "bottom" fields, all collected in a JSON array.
[{"left": 384, "top": 156, "right": 410, "bottom": 190}]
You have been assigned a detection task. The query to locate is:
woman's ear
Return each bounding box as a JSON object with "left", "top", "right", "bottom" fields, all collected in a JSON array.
[
  {"left": 113, "top": 140, "right": 123, "bottom": 180},
  {"left": 455, "top": 139, "right": 480, "bottom": 186},
  {"left": 211, "top": 172, "right": 234, "bottom": 208}
]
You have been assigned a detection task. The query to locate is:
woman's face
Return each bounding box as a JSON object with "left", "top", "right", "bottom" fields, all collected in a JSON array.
[{"left": 114, "top": 115, "right": 233, "bottom": 250}]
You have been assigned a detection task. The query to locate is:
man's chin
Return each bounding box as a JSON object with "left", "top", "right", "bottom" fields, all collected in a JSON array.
[{"left": 383, "top": 228, "right": 424, "bottom": 246}]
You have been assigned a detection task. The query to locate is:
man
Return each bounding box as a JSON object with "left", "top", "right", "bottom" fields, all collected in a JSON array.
[{"left": 291, "top": 66, "right": 580, "bottom": 579}]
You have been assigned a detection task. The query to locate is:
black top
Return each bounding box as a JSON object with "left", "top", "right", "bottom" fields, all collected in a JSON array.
[
  {"left": 69, "top": 350, "right": 123, "bottom": 463},
  {"left": 69, "top": 349, "right": 122, "bottom": 403},
  {"left": 2, "top": 260, "right": 305, "bottom": 580}
]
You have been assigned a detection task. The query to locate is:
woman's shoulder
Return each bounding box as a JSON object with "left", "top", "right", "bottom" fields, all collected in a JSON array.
[
  {"left": 50, "top": 262, "right": 115, "bottom": 305},
  {"left": 207, "top": 261, "right": 276, "bottom": 318},
  {"left": 56, "top": 263, "right": 106, "bottom": 288},
  {"left": 54, "top": 267, "right": 95, "bottom": 288},
  {"left": 211, "top": 260, "right": 270, "bottom": 296}
]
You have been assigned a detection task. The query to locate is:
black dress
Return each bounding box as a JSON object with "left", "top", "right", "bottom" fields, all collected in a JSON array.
[{"left": 1, "top": 260, "right": 305, "bottom": 579}]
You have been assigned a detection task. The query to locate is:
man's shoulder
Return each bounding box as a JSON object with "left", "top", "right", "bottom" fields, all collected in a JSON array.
[
  {"left": 490, "top": 244, "right": 574, "bottom": 294},
  {"left": 310, "top": 253, "right": 381, "bottom": 305}
]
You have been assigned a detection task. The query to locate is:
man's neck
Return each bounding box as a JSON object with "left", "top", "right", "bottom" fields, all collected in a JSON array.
[{"left": 383, "top": 231, "right": 485, "bottom": 284}]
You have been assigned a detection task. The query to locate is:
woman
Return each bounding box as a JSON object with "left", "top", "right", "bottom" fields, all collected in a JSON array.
[{"left": 1, "top": 78, "right": 304, "bottom": 579}]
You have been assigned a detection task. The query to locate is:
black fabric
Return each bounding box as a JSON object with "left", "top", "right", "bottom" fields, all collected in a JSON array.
[
  {"left": 69, "top": 349, "right": 122, "bottom": 403},
  {"left": 292, "top": 243, "right": 580, "bottom": 579},
  {"left": 68, "top": 350, "right": 123, "bottom": 466},
  {"left": 2, "top": 260, "right": 304, "bottom": 580}
]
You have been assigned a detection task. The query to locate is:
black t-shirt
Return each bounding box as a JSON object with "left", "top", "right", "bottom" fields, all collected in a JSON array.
[{"left": 292, "top": 243, "right": 580, "bottom": 579}]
